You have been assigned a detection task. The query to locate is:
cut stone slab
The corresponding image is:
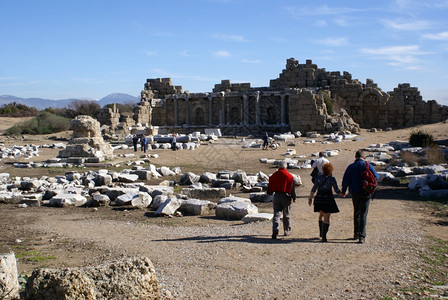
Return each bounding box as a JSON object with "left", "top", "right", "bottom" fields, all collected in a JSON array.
[
  {"left": 242, "top": 213, "right": 274, "bottom": 223},
  {"left": 179, "top": 199, "right": 216, "bottom": 215},
  {"left": 181, "top": 187, "right": 226, "bottom": 199},
  {"left": 49, "top": 193, "right": 88, "bottom": 207},
  {"left": 154, "top": 197, "right": 181, "bottom": 216},
  {"left": 215, "top": 201, "right": 258, "bottom": 220}
]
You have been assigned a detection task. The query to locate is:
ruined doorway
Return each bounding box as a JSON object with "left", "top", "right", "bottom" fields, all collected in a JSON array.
[
  {"left": 266, "top": 106, "right": 278, "bottom": 124},
  {"left": 230, "top": 106, "right": 241, "bottom": 124},
  {"left": 361, "top": 93, "right": 380, "bottom": 128},
  {"left": 194, "top": 107, "right": 205, "bottom": 125}
]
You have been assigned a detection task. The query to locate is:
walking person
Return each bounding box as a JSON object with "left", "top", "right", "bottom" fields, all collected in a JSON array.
[
  {"left": 132, "top": 134, "right": 139, "bottom": 152},
  {"left": 171, "top": 133, "right": 177, "bottom": 151},
  {"left": 140, "top": 134, "right": 147, "bottom": 153},
  {"left": 312, "top": 152, "right": 329, "bottom": 175},
  {"left": 267, "top": 160, "right": 296, "bottom": 239},
  {"left": 262, "top": 132, "right": 269, "bottom": 150},
  {"left": 342, "top": 150, "right": 379, "bottom": 244},
  {"left": 308, "top": 163, "right": 344, "bottom": 242}
]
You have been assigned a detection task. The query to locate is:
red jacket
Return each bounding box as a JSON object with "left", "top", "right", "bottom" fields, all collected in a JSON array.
[{"left": 268, "top": 168, "right": 295, "bottom": 198}]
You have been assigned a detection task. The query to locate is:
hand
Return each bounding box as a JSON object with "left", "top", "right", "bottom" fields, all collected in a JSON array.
[
  {"left": 344, "top": 191, "right": 349, "bottom": 197},
  {"left": 308, "top": 198, "right": 312, "bottom": 206}
]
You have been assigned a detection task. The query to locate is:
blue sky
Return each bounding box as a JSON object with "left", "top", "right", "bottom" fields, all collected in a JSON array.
[{"left": 1, "top": 0, "right": 448, "bottom": 105}]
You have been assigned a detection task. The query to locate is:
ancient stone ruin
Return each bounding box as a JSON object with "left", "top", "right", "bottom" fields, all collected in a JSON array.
[
  {"left": 58, "top": 115, "right": 114, "bottom": 161},
  {"left": 95, "top": 58, "right": 448, "bottom": 136}
]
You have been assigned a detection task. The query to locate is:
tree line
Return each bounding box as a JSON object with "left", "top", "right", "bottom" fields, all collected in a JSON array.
[{"left": 1, "top": 100, "right": 134, "bottom": 135}]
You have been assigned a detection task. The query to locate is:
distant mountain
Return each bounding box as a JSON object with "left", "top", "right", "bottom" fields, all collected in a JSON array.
[
  {"left": 0, "top": 93, "right": 139, "bottom": 110},
  {"left": 98, "top": 93, "right": 139, "bottom": 107}
]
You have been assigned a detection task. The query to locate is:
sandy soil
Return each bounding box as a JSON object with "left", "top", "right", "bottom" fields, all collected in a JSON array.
[{"left": 0, "top": 117, "right": 447, "bottom": 299}]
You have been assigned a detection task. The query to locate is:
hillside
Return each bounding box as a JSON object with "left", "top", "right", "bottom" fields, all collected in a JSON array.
[{"left": 0, "top": 93, "right": 139, "bottom": 110}]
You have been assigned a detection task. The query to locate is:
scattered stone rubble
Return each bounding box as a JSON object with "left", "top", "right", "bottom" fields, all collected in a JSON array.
[{"left": 0, "top": 165, "right": 305, "bottom": 220}]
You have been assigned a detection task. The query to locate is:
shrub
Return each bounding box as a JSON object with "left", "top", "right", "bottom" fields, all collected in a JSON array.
[
  {"left": 401, "top": 151, "right": 420, "bottom": 166},
  {"left": 0, "top": 102, "right": 38, "bottom": 117},
  {"left": 5, "top": 111, "right": 71, "bottom": 135},
  {"left": 422, "top": 145, "right": 447, "bottom": 165},
  {"left": 319, "top": 91, "right": 333, "bottom": 114},
  {"left": 67, "top": 99, "right": 101, "bottom": 118},
  {"left": 409, "top": 130, "right": 434, "bottom": 147}
]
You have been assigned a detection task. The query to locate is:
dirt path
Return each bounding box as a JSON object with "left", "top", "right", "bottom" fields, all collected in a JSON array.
[{"left": 0, "top": 120, "right": 447, "bottom": 299}]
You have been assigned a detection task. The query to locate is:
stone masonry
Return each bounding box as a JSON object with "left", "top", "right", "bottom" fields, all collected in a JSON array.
[
  {"left": 97, "top": 58, "right": 448, "bottom": 135},
  {"left": 58, "top": 115, "right": 114, "bottom": 160}
]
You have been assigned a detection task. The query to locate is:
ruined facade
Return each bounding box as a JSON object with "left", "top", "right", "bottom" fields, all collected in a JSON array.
[{"left": 98, "top": 58, "right": 448, "bottom": 135}]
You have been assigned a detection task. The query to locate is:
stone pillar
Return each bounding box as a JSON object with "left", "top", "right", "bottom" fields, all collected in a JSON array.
[
  {"left": 185, "top": 96, "right": 190, "bottom": 126},
  {"left": 174, "top": 97, "right": 178, "bottom": 127},
  {"left": 226, "top": 103, "right": 230, "bottom": 125},
  {"left": 243, "top": 94, "right": 249, "bottom": 125},
  {"left": 208, "top": 96, "right": 213, "bottom": 125},
  {"left": 281, "top": 94, "right": 286, "bottom": 125},
  {"left": 255, "top": 92, "right": 261, "bottom": 125},
  {"left": 220, "top": 97, "right": 225, "bottom": 125}
]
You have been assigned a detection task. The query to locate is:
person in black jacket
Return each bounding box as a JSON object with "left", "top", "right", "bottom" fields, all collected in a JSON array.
[{"left": 309, "top": 163, "right": 344, "bottom": 242}]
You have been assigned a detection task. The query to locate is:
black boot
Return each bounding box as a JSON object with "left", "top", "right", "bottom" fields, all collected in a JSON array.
[
  {"left": 318, "top": 220, "right": 323, "bottom": 237},
  {"left": 321, "top": 223, "right": 330, "bottom": 243}
]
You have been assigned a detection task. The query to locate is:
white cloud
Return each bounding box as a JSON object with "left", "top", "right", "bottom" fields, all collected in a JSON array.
[
  {"left": 285, "top": 4, "right": 363, "bottom": 17},
  {"left": 179, "top": 50, "right": 196, "bottom": 57},
  {"left": 241, "top": 59, "right": 261, "bottom": 64},
  {"left": 383, "top": 20, "right": 432, "bottom": 31},
  {"left": 145, "top": 51, "right": 157, "bottom": 56},
  {"left": 212, "top": 34, "right": 247, "bottom": 42},
  {"left": 316, "top": 20, "right": 327, "bottom": 27},
  {"left": 422, "top": 31, "right": 448, "bottom": 40},
  {"left": 317, "top": 37, "right": 348, "bottom": 47},
  {"left": 361, "top": 45, "right": 428, "bottom": 69},
  {"left": 213, "top": 50, "right": 231, "bottom": 57},
  {"left": 71, "top": 77, "right": 104, "bottom": 83}
]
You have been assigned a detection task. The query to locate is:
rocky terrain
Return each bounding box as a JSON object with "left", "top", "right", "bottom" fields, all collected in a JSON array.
[{"left": 0, "top": 117, "right": 447, "bottom": 299}]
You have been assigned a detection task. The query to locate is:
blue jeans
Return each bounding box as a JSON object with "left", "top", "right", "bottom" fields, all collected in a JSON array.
[{"left": 352, "top": 193, "right": 370, "bottom": 238}]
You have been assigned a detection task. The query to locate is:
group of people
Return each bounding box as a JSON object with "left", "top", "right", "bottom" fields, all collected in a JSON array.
[
  {"left": 268, "top": 150, "right": 379, "bottom": 244},
  {"left": 132, "top": 134, "right": 148, "bottom": 153},
  {"left": 132, "top": 133, "right": 178, "bottom": 153}
]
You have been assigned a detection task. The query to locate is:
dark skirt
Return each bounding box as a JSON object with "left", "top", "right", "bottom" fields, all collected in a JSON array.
[{"left": 314, "top": 192, "right": 340, "bottom": 213}]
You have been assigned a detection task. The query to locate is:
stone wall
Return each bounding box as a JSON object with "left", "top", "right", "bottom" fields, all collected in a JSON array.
[
  {"left": 270, "top": 58, "right": 448, "bottom": 129},
  {"left": 98, "top": 57, "right": 448, "bottom": 135}
]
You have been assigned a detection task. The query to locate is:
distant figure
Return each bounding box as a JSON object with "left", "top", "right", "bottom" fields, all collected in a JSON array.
[
  {"left": 171, "top": 133, "right": 177, "bottom": 151},
  {"left": 308, "top": 163, "right": 344, "bottom": 242},
  {"left": 267, "top": 160, "right": 296, "bottom": 239},
  {"left": 342, "top": 150, "right": 379, "bottom": 244},
  {"left": 312, "top": 152, "right": 329, "bottom": 175},
  {"left": 262, "top": 132, "right": 269, "bottom": 150},
  {"left": 141, "top": 134, "right": 147, "bottom": 153},
  {"left": 132, "top": 134, "right": 139, "bottom": 152}
]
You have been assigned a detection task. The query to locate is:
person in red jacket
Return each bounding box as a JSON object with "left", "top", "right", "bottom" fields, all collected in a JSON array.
[{"left": 268, "top": 160, "right": 297, "bottom": 239}]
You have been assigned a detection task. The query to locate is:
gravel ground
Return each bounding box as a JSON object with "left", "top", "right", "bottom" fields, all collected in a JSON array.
[{"left": 0, "top": 119, "right": 447, "bottom": 299}]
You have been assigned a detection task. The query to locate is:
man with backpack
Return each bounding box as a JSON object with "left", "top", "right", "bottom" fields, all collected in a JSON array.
[{"left": 342, "top": 150, "right": 379, "bottom": 244}]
